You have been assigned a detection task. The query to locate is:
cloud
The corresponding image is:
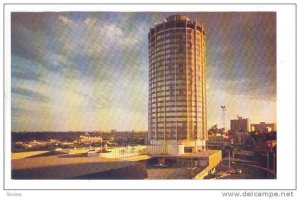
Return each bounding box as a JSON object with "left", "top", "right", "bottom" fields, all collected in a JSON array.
[
  {"left": 58, "top": 15, "right": 73, "bottom": 25},
  {"left": 11, "top": 86, "right": 49, "bottom": 102},
  {"left": 207, "top": 77, "right": 276, "bottom": 101},
  {"left": 11, "top": 106, "right": 33, "bottom": 114},
  {"left": 11, "top": 55, "right": 45, "bottom": 83},
  {"left": 10, "top": 12, "right": 276, "bottom": 131},
  {"left": 12, "top": 13, "right": 149, "bottom": 82},
  {"left": 11, "top": 66, "right": 42, "bottom": 82}
]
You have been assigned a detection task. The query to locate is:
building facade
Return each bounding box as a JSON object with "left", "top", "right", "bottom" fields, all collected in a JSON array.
[
  {"left": 251, "top": 122, "right": 276, "bottom": 133},
  {"left": 230, "top": 117, "right": 250, "bottom": 132},
  {"left": 148, "top": 15, "right": 207, "bottom": 148}
]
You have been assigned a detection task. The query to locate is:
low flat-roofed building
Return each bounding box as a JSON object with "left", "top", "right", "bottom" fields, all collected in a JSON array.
[
  {"left": 11, "top": 152, "right": 150, "bottom": 179},
  {"left": 146, "top": 150, "right": 222, "bottom": 179},
  {"left": 251, "top": 122, "right": 276, "bottom": 133},
  {"left": 12, "top": 148, "right": 221, "bottom": 180},
  {"left": 230, "top": 117, "right": 250, "bottom": 132}
]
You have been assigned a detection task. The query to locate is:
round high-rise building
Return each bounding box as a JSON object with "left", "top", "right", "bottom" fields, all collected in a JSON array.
[{"left": 148, "top": 15, "right": 207, "bottom": 149}]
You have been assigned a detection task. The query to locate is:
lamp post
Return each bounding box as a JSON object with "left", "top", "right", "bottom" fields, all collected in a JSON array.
[
  {"left": 228, "top": 150, "right": 231, "bottom": 170},
  {"left": 267, "top": 150, "right": 270, "bottom": 177}
]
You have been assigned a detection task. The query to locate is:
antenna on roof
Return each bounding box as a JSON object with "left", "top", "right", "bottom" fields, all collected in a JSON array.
[{"left": 221, "top": 106, "right": 226, "bottom": 134}]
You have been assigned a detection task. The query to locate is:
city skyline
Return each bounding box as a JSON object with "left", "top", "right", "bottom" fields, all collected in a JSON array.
[{"left": 11, "top": 12, "right": 276, "bottom": 131}]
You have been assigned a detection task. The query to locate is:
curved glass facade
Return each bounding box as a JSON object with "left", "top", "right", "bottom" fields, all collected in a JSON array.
[{"left": 148, "top": 15, "right": 208, "bottom": 143}]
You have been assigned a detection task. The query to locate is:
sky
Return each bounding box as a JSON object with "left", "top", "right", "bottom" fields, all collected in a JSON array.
[{"left": 11, "top": 12, "right": 276, "bottom": 131}]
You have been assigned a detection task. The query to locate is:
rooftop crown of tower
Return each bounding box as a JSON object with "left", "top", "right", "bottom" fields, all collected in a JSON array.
[{"left": 165, "top": 15, "right": 191, "bottom": 22}]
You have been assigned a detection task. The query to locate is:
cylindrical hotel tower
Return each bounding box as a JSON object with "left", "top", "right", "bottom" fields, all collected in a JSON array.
[{"left": 148, "top": 15, "right": 207, "bottom": 148}]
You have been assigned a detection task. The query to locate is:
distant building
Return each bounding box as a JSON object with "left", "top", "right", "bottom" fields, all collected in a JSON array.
[
  {"left": 253, "top": 140, "right": 277, "bottom": 152},
  {"left": 206, "top": 135, "right": 232, "bottom": 150},
  {"left": 251, "top": 122, "right": 276, "bottom": 133},
  {"left": 230, "top": 117, "right": 250, "bottom": 132},
  {"left": 148, "top": 15, "right": 207, "bottom": 152},
  {"left": 234, "top": 132, "right": 250, "bottom": 145},
  {"left": 144, "top": 132, "right": 149, "bottom": 145}
]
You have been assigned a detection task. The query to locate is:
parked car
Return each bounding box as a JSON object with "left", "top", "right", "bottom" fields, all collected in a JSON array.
[{"left": 235, "top": 169, "right": 242, "bottom": 174}]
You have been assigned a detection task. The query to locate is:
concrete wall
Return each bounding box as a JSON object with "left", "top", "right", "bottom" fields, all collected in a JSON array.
[
  {"left": 143, "top": 145, "right": 167, "bottom": 155},
  {"left": 144, "top": 144, "right": 185, "bottom": 155},
  {"left": 101, "top": 146, "right": 147, "bottom": 158},
  {"left": 208, "top": 150, "right": 222, "bottom": 170},
  {"left": 100, "top": 144, "right": 185, "bottom": 158},
  {"left": 149, "top": 140, "right": 206, "bottom": 148},
  {"left": 71, "top": 162, "right": 148, "bottom": 179},
  {"left": 167, "top": 144, "right": 184, "bottom": 155},
  {"left": 193, "top": 150, "right": 222, "bottom": 179}
]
